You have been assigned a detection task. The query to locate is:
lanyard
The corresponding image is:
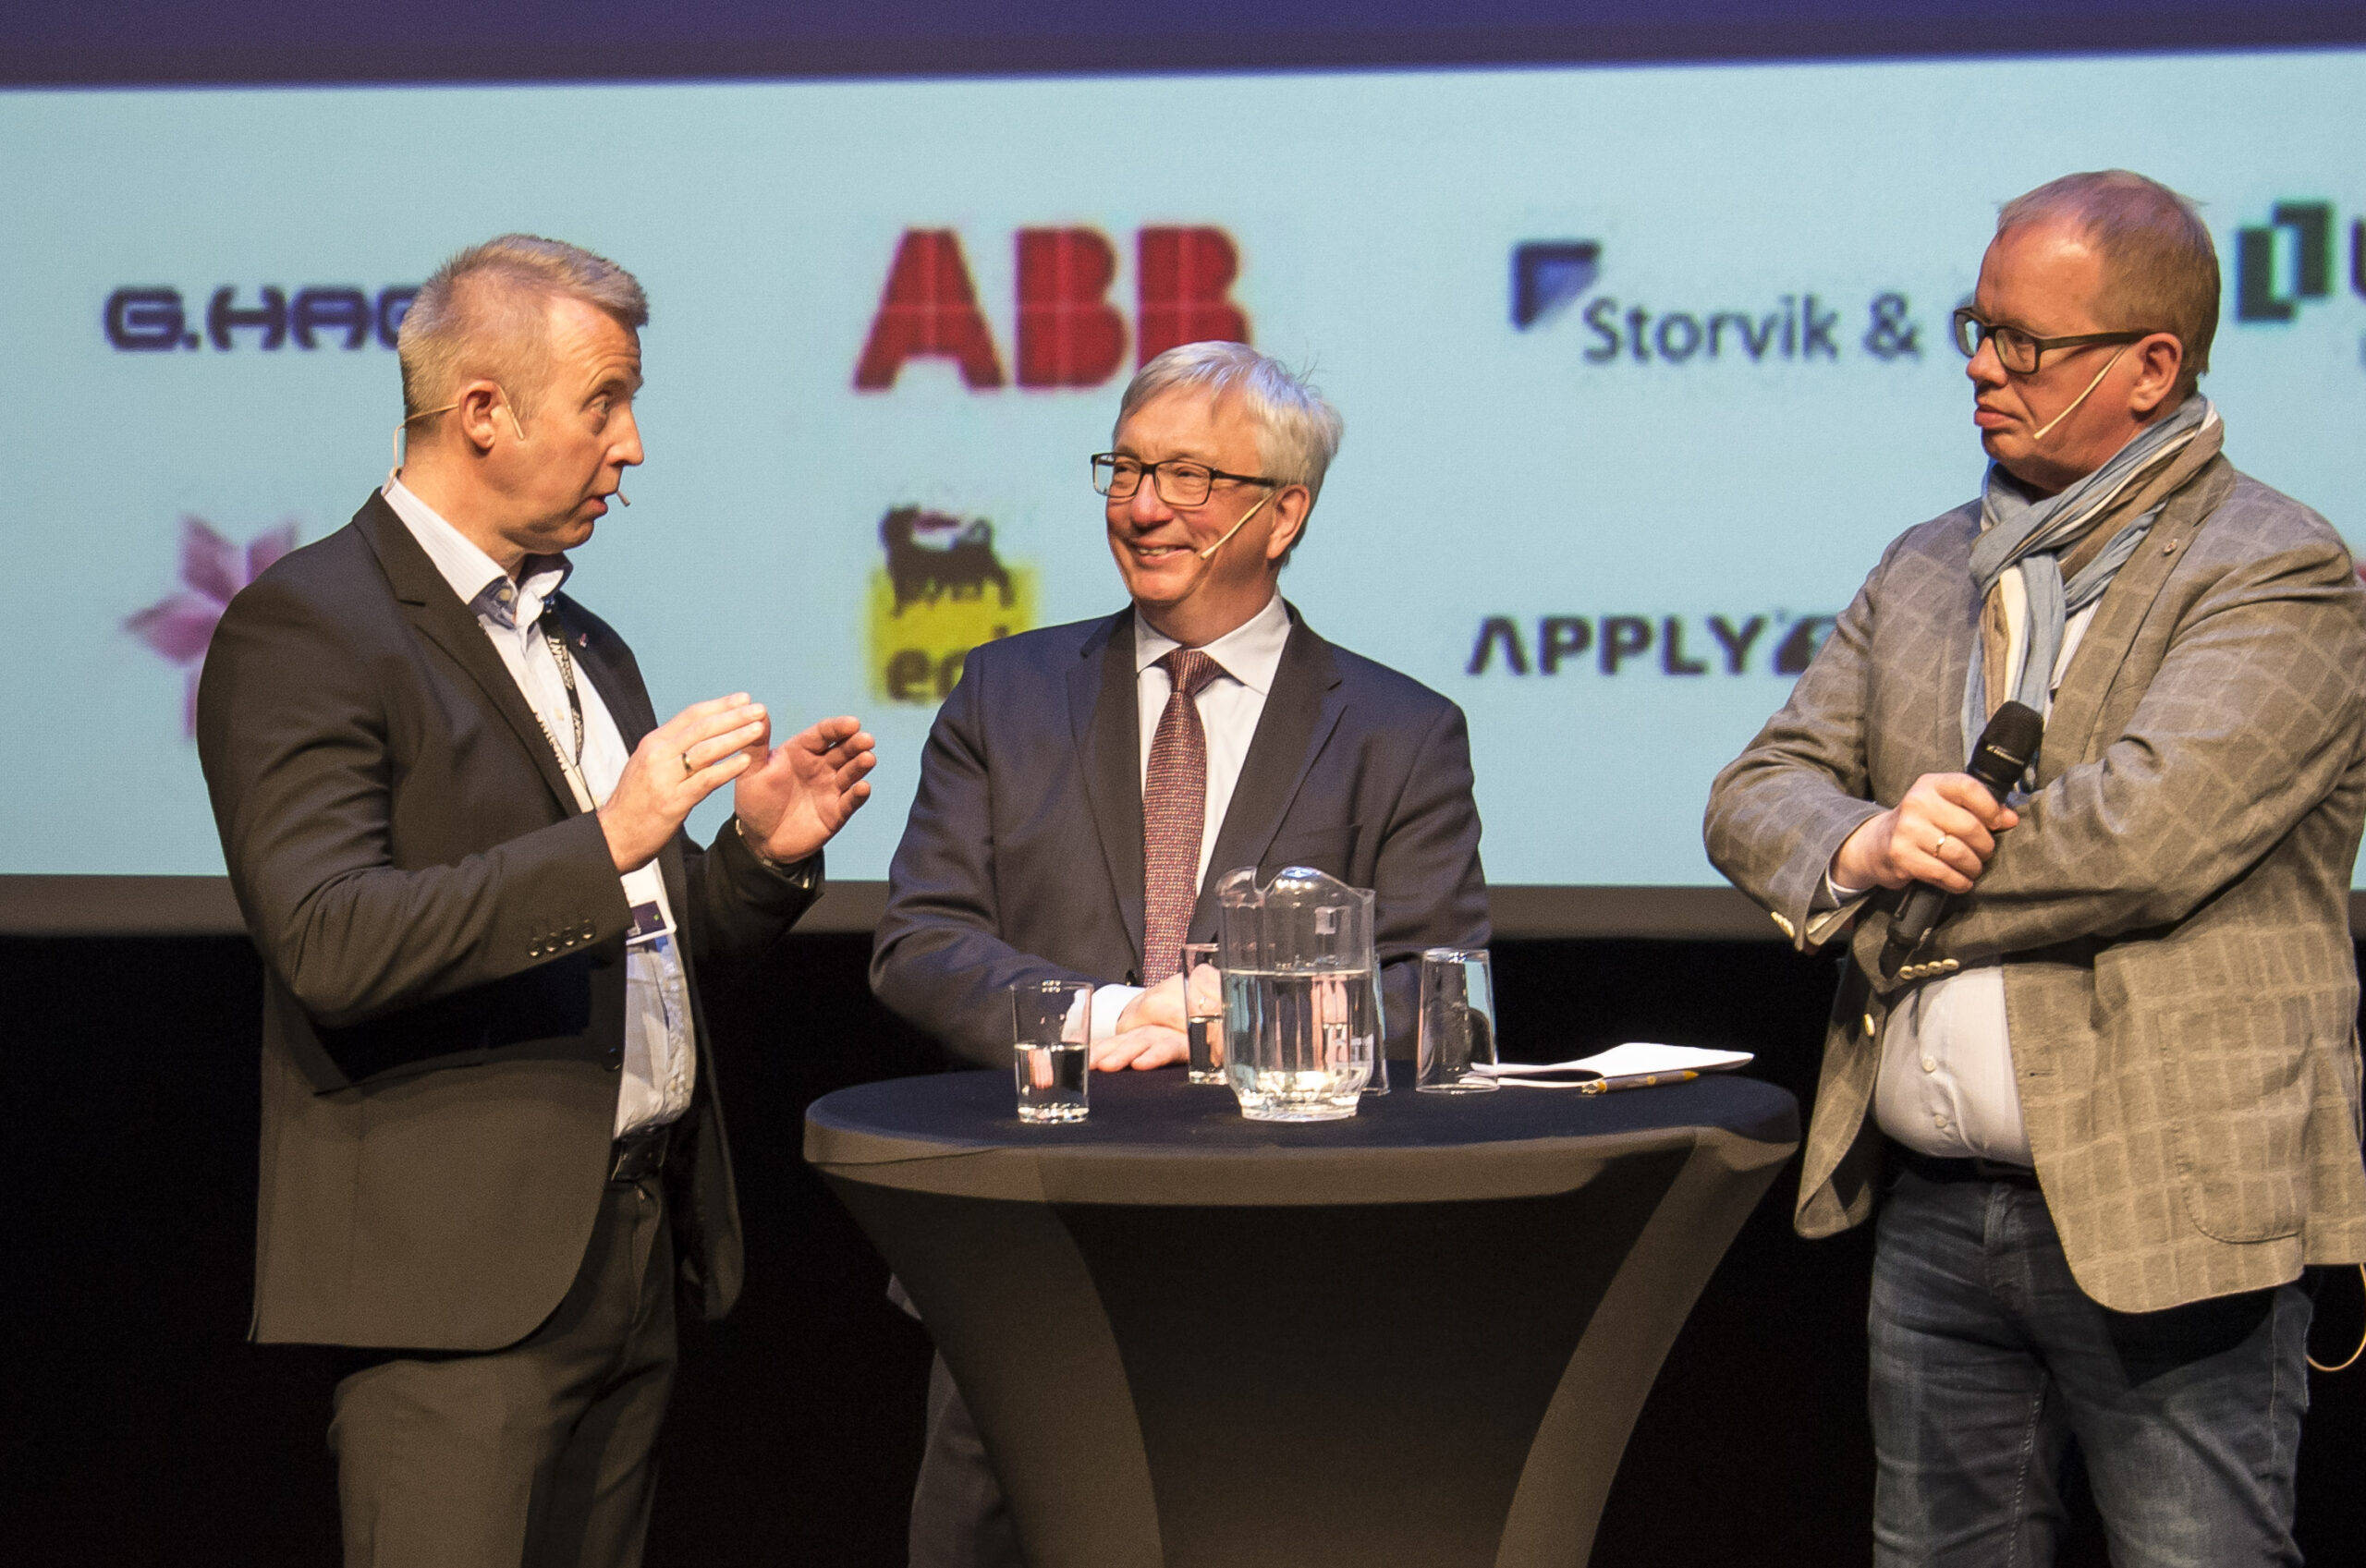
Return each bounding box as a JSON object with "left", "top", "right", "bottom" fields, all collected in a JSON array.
[
  {"left": 523, "top": 608, "right": 592, "bottom": 812},
  {"left": 538, "top": 611, "right": 586, "bottom": 769}
]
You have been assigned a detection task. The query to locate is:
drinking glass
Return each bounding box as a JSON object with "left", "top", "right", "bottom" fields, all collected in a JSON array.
[
  {"left": 1416, "top": 948, "right": 1499, "bottom": 1094},
  {"left": 1180, "top": 942, "right": 1225, "bottom": 1084},
  {"left": 1012, "top": 978, "right": 1092, "bottom": 1123}
]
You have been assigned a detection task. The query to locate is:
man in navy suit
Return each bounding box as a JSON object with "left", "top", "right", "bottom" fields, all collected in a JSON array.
[{"left": 872, "top": 341, "right": 1490, "bottom": 1566}]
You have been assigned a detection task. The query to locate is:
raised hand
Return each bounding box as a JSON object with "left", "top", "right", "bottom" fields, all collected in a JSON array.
[
  {"left": 600, "top": 695, "right": 769, "bottom": 872},
  {"left": 734, "top": 715, "right": 878, "bottom": 866}
]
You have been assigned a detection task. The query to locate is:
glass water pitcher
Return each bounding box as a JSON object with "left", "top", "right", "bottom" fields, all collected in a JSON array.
[{"left": 1214, "top": 865, "right": 1383, "bottom": 1122}]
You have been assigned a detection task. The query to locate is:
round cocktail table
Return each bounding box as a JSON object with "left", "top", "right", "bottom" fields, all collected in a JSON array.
[{"left": 806, "top": 1066, "right": 1799, "bottom": 1568}]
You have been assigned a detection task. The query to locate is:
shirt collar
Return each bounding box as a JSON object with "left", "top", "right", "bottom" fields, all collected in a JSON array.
[
  {"left": 1133, "top": 591, "right": 1291, "bottom": 697},
  {"left": 384, "top": 478, "right": 571, "bottom": 630}
]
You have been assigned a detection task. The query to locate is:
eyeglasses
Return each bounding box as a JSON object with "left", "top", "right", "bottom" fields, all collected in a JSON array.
[
  {"left": 1092, "top": 453, "right": 1279, "bottom": 506},
  {"left": 1951, "top": 308, "right": 2153, "bottom": 376}
]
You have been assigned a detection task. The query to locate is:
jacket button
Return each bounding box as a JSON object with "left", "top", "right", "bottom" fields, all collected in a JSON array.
[{"left": 1863, "top": 1013, "right": 1878, "bottom": 1038}]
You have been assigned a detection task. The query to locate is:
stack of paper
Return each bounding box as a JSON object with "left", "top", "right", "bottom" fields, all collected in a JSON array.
[{"left": 1477, "top": 1042, "right": 1753, "bottom": 1089}]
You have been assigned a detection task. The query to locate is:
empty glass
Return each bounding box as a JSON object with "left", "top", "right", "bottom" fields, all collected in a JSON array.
[
  {"left": 1416, "top": 948, "right": 1498, "bottom": 1094},
  {"left": 1012, "top": 978, "right": 1092, "bottom": 1123},
  {"left": 1180, "top": 942, "right": 1226, "bottom": 1084}
]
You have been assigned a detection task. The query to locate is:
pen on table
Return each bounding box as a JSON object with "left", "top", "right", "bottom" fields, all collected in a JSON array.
[{"left": 1577, "top": 1069, "right": 1701, "bottom": 1096}]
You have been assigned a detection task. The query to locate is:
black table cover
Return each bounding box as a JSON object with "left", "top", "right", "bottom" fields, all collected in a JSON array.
[{"left": 806, "top": 1067, "right": 1799, "bottom": 1568}]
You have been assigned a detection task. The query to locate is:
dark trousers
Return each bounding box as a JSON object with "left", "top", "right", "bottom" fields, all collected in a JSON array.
[
  {"left": 1870, "top": 1168, "right": 2311, "bottom": 1568},
  {"left": 329, "top": 1176, "right": 678, "bottom": 1568},
  {"left": 910, "top": 1350, "right": 1029, "bottom": 1568}
]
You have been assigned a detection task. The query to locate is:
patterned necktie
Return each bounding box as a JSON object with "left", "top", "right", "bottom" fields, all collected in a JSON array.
[{"left": 1141, "top": 648, "right": 1226, "bottom": 985}]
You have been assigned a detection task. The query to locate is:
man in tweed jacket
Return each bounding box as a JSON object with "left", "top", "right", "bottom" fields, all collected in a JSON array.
[{"left": 1707, "top": 170, "right": 2366, "bottom": 1565}]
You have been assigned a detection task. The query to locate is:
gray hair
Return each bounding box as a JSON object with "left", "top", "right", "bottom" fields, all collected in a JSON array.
[
  {"left": 397, "top": 234, "right": 648, "bottom": 421},
  {"left": 1995, "top": 170, "right": 2217, "bottom": 401},
  {"left": 1117, "top": 342, "right": 1347, "bottom": 506}
]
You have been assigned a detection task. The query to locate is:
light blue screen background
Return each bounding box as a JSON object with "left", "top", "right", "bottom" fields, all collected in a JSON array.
[{"left": 3, "top": 52, "right": 2361, "bottom": 883}]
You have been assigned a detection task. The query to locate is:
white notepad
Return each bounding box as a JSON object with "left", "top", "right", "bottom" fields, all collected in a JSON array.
[{"left": 1479, "top": 1042, "right": 1753, "bottom": 1088}]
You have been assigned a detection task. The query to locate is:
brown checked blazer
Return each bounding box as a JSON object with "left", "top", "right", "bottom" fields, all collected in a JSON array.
[
  {"left": 1706, "top": 458, "right": 2366, "bottom": 1313},
  {"left": 197, "top": 492, "right": 819, "bottom": 1351}
]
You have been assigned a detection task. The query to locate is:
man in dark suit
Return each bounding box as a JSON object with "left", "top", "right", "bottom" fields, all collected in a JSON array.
[
  {"left": 872, "top": 342, "right": 1490, "bottom": 1566},
  {"left": 195, "top": 234, "right": 876, "bottom": 1568}
]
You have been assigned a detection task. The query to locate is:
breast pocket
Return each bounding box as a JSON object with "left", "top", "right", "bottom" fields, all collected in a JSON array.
[{"left": 1260, "top": 823, "right": 1364, "bottom": 882}]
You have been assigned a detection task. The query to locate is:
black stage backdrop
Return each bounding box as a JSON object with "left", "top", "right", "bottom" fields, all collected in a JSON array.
[{"left": 11, "top": 930, "right": 2366, "bottom": 1567}]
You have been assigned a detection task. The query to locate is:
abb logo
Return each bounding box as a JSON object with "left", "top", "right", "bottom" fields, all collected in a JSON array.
[{"left": 855, "top": 226, "right": 1249, "bottom": 391}]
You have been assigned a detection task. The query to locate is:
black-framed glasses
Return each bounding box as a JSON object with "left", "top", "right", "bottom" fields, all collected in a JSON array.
[
  {"left": 1951, "top": 307, "right": 2153, "bottom": 375},
  {"left": 1092, "top": 453, "right": 1279, "bottom": 506}
]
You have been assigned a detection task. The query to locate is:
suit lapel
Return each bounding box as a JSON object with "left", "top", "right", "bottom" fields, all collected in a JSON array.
[
  {"left": 1070, "top": 611, "right": 1147, "bottom": 972},
  {"left": 358, "top": 493, "right": 579, "bottom": 816},
  {"left": 1189, "top": 607, "right": 1347, "bottom": 939},
  {"left": 2035, "top": 457, "right": 2236, "bottom": 784}
]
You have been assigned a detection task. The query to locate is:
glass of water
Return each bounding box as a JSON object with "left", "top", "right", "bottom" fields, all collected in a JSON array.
[
  {"left": 1012, "top": 978, "right": 1093, "bottom": 1124},
  {"left": 1416, "top": 948, "right": 1499, "bottom": 1094},
  {"left": 1180, "top": 942, "right": 1225, "bottom": 1084}
]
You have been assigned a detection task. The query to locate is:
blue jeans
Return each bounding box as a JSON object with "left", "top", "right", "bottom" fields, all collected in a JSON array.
[{"left": 1870, "top": 1168, "right": 2312, "bottom": 1568}]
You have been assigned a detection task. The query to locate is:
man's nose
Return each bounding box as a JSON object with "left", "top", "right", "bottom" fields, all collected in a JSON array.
[
  {"left": 613, "top": 408, "right": 645, "bottom": 468},
  {"left": 1124, "top": 480, "right": 1174, "bottom": 527},
  {"left": 1965, "top": 340, "right": 2006, "bottom": 390}
]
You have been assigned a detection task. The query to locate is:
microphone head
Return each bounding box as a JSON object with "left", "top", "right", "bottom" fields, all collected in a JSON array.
[{"left": 1967, "top": 700, "right": 2045, "bottom": 796}]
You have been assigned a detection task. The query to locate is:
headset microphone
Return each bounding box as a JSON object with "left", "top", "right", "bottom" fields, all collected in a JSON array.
[
  {"left": 1196, "top": 488, "right": 1274, "bottom": 560},
  {"left": 1878, "top": 699, "right": 2044, "bottom": 980}
]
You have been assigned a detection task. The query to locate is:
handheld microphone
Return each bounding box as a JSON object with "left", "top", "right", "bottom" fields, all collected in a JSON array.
[{"left": 1879, "top": 699, "right": 2044, "bottom": 979}]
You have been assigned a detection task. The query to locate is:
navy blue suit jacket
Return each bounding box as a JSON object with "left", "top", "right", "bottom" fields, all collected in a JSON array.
[{"left": 872, "top": 602, "right": 1489, "bottom": 1067}]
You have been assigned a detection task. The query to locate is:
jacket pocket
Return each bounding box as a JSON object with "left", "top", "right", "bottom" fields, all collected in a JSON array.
[
  {"left": 1262, "top": 823, "right": 1362, "bottom": 881},
  {"left": 2154, "top": 1000, "right": 2312, "bottom": 1244}
]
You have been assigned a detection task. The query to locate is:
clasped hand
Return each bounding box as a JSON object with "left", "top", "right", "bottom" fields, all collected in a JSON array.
[
  {"left": 1832, "top": 772, "right": 2019, "bottom": 896},
  {"left": 598, "top": 694, "right": 877, "bottom": 873}
]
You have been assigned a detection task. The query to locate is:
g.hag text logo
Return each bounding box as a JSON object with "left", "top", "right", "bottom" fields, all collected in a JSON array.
[{"left": 104, "top": 284, "right": 419, "bottom": 352}]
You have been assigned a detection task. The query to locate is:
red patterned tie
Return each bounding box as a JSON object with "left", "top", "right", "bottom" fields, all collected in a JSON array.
[{"left": 1142, "top": 648, "right": 1226, "bottom": 985}]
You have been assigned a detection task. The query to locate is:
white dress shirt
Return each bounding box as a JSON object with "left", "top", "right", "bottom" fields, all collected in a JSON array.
[
  {"left": 1867, "top": 598, "right": 2099, "bottom": 1164},
  {"left": 383, "top": 479, "right": 693, "bottom": 1139},
  {"left": 1089, "top": 590, "right": 1294, "bottom": 1039}
]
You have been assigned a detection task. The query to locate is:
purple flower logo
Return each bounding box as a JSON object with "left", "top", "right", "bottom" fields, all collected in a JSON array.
[{"left": 127, "top": 515, "right": 298, "bottom": 735}]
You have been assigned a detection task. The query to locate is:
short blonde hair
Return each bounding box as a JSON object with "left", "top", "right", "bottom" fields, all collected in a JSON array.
[
  {"left": 396, "top": 234, "right": 648, "bottom": 421},
  {"left": 1996, "top": 170, "right": 2217, "bottom": 401}
]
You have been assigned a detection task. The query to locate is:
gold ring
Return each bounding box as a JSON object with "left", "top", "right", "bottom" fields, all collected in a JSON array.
[
  {"left": 1933, "top": 833, "right": 1952, "bottom": 854},
  {"left": 681, "top": 751, "right": 695, "bottom": 776}
]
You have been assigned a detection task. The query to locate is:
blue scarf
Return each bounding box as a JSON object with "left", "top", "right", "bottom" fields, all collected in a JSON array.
[{"left": 1962, "top": 395, "right": 2220, "bottom": 759}]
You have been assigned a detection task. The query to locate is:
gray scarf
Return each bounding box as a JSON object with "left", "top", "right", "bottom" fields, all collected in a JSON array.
[{"left": 1963, "top": 395, "right": 2223, "bottom": 758}]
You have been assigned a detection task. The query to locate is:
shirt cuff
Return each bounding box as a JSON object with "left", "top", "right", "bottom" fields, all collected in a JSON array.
[
  {"left": 1799, "top": 865, "right": 1872, "bottom": 949},
  {"left": 732, "top": 816, "right": 820, "bottom": 885},
  {"left": 1090, "top": 984, "right": 1144, "bottom": 1041}
]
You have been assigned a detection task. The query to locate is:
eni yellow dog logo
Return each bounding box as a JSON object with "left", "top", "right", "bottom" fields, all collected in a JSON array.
[{"left": 869, "top": 505, "right": 1035, "bottom": 704}]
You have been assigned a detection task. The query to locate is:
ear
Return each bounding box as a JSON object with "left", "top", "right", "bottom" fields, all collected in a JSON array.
[
  {"left": 452, "top": 380, "right": 508, "bottom": 455},
  {"left": 1262, "top": 485, "right": 1313, "bottom": 564},
  {"left": 2127, "top": 331, "right": 2185, "bottom": 418}
]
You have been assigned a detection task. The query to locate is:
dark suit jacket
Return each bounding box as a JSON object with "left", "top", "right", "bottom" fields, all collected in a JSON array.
[
  {"left": 196, "top": 492, "right": 818, "bottom": 1352},
  {"left": 872, "top": 602, "right": 1489, "bottom": 1067}
]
